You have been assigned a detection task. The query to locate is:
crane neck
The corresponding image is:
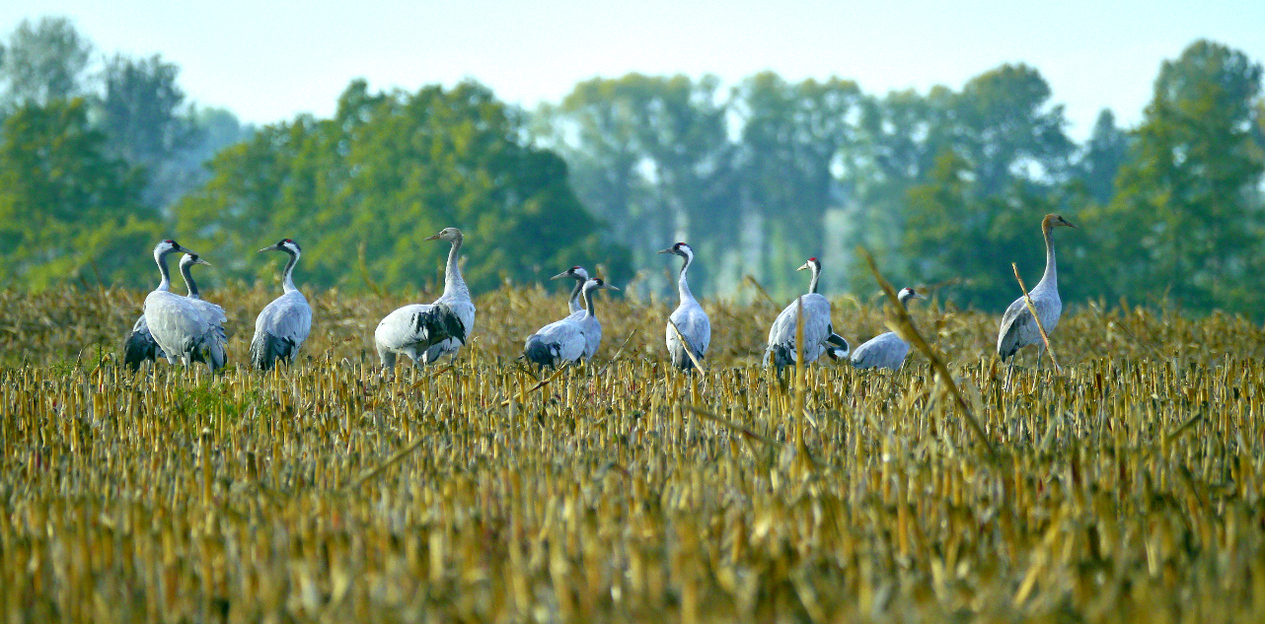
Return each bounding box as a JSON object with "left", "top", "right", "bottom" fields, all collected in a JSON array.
[
  {"left": 155, "top": 249, "right": 174, "bottom": 292},
  {"left": 281, "top": 250, "right": 299, "bottom": 294},
  {"left": 677, "top": 254, "right": 696, "bottom": 304},
  {"left": 180, "top": 261, "right": 201, "bottom": 299},
  {"left": 1037, "top": 222, "right": 1058, "bottom": 291},
  {"left": 582, "top": 283, "right": 600, "bottom": 320},
  {"left": 568, "top": 278, "right": 586, "bottom": 314},
  {"left": 442, "top": 235, "right": 469, "bottom": 300},
  {"left": 807, "top": 264, "right": 821, "bottom": 294}
]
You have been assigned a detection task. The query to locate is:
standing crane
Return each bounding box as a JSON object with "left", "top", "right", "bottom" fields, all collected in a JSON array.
[
  {"left": 659, "top": 242, "right": 710, "bottom": 371},
  {"left": 552, "top": 265, "right": 590, "bottom": 317},
  {"left": 850, "top": 287, "right": 924, "bottom": 371},
  {"left": 764, "top": 257, "right": 849, "bottom": 371},
  {"left": 997, "top": 214, "right": 1077, "bottom": 388},
  {"left": 375, "top": 227, "right": 476, "bottom": 368},
  {"left": 250, "top": 238, "right": 312, "bottom": 370},
  {"left": 123, "top": 252, "right": 212, "bottom": 370},
  {"left": 523, "top": 278, "right": 618, "bottom": 368},
  {"left": 142, "top": 241, "right": 228, "bottom": 372},
  {"left": 178, "top": 253, "right": 228, "bottom": 368}
]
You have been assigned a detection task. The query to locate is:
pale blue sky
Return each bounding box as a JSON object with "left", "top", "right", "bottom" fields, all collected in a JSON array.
[{"left": 4, "top": 0, "right": 1263, "bottom": 139}]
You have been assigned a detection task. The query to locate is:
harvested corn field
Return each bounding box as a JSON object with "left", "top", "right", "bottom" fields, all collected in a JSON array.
[{"left": 2, "top": 286, "right": 1265, "bottom": 623}]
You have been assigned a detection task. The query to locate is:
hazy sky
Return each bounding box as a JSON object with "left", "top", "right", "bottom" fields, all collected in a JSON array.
[{"left": 4, "top": 0, "right": 1264, "bottom": 140}]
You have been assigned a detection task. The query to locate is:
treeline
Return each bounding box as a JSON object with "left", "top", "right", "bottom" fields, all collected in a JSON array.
[
  {"left": 2, "top": 15, "right": 1263, "bottom": 318},
  {"left": 532, "top": 44, "right": 1265, "bottom": 314}
]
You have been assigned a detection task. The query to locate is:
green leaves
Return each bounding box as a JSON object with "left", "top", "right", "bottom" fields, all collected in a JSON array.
[
  {"left": 173, "top": 81, "right": 630, "bottom": 294},
  {"left": 0, "top": 99, "right": 156, "bottom": 289}
]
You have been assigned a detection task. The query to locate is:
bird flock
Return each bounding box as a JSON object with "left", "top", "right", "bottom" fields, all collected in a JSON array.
[{"left": 125, "top": 215, "right": 1074, "bottom": 382}]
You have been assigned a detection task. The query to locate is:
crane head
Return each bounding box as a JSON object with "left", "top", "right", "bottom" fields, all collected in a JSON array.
[
  {"left": 425, "top": 227, "right": 463, "bottom": 243},
  {"left": 154, "top": 239, "right": 195, "bottom": 261},
  {"left": 1043, "top": 214, "right": 1077, "bottom": 231},
  {"left": 657, "top": 242, "right": 692, "bottom": 259},
  {"left": 551, "top": 265, "right": 589, "bottom": 281},
  {"left": 796, "top": 257, "right": 820, "bottom": 272},
  {"left": 259, "top": 238, "right": 302, "bottom": 255},
  {"left": 897, "top": 287, "right": 923, "bottom": 304},
  {"left": 181, "top": 253, "right": 211, "bottom": 268},
  {"left": 585, "top": 278, "right": 620, "bottom": 292}
]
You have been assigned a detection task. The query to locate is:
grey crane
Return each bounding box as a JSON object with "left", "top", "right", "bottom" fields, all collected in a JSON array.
[
  {"left": 552, "top": 265, "right": 590, "bottom": 317},
  {"left": 250, "top": 238, "right": 312, "bottom": 370},
  {"left": 659, "top": 242, "right": 710, "bottom": 371},
  {"left": 764, "top": 257, "right": 849, "bottom": 370},
  {"left": 142, "top": 241, "right": 227, "bottom": 372},
  {"left": 123, "top": 252, "right": 210, "bottom": 370},
  {"left": 375, "top": 227, "right": 476, "bottom": 368},
  {"left": 850, "top": 287, "right": 924, "bottom": 371},
  {"left": 523, "top": 278, "right": 618, "bottom": 368},
  {"left": 997, "top": 214, "right": 1077, "bottom": 388}
]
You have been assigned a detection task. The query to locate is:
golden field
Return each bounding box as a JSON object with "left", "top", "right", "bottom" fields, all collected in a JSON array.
[{"left": 2, "top": 283, "right": 1265, "bottom": 623}]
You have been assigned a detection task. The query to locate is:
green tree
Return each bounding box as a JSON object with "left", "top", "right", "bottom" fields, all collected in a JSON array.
[
  {"left": 1089, "top": 40, "right": 1264, "bottom": 314},
  {"left": 1076, "top": 109, "right": 1128, "bottom": 204},
  {"left": 734, "top": 73, "right": 863, "bottom": 293},
  {"left": 97, "top": 53, "right": 199, "bottom": 209},
  {"left": 539, "top": 74, "right": 734, "bottom": 294},
  {"left": 175, "top": 80, "right": 629, "bottom": 293},
  {"left": 0, "top": 17, "right": 92, "bottom": 108},
  {"left": 0, "top": 99, "right": 156, "bottom": 288},
  {"left": 952, "top": 64, "right": 1073, "bottom": 197}
]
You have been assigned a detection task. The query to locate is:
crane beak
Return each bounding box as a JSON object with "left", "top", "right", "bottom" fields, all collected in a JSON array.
[
  {"left": 796, "top": 263, "right": 810, "bottom": 271},
  {"left": 424, "top": 233, "right": 442, "bottom": 241},
  {"left": 549, "top": 271, "right": 570, "bottom": 280},
  {"left": 194, "top": 257, "right": 212, "bottom": 266},
  {"left": 605, "top": 284, "right": 620, "bottom": 291},
  {"left": 656, "top": 247, "right": 674, "bottom": 255},
  {"left": 257, "top": 245, "right": 276, "bottom": 253}
]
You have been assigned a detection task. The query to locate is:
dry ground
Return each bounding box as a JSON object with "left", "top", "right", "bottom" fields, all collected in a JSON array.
[{"left": 2, "top": 284, "right": 1265, "bottom": 622}]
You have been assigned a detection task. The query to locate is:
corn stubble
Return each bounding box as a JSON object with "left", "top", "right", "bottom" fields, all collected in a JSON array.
[{"left": 2, "top": 286, "right": 1265, "bottom": 622}]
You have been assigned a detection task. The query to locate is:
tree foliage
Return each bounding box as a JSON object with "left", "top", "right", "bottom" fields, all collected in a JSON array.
[
  {"left": 175, "top": 80, "right": 630, "bottom": 293},
  {"left": 0, "top": 99, "right": 156, "bottom": 288},
  {"left": 1079, "top": 40, "right": 1264, "bottom": 313},
  {"left": 0, "top": 17, "right": 92, "bottom": 108}
]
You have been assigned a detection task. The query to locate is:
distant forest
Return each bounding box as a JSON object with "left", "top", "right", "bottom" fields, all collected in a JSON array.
[{"left": 2, "top": 17, "right": 1262, "bottom": 317}]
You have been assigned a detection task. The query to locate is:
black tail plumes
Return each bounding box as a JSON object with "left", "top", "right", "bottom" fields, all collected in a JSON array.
[
  {"left": 523, "top": 336, "right": 561, "bottom": 369},
  {"left": 251, "top": 332, "right": 298, "bottom": 371},
  {"left": 415, "top": 304, "right": 467, "bottom": 347},
  {"left": 122, "top": 330, "right": 161, "bottom": 371}
]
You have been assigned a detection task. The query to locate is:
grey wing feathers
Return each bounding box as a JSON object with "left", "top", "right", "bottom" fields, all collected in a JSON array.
[
  {"left": 667, "top": 306, "right": 710, "bottom": 370},
  {"left": 522, "top": 318, "right": 587, "bottom": 369},
  {"left": 251, "top": 292, "right": 312, "bottom": 370},
  {"left": 996, "top": 298, "right": 1034, "bottom": 360},
  {"left": 850, "top": 332, "right": 909, "bottom": 370}
]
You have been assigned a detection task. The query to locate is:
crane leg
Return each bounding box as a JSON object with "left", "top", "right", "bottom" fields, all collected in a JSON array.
[{"left": 1003, "top": 357, "right": 1015, "bottom": 390}]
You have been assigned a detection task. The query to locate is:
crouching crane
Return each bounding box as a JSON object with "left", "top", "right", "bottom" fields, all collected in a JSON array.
[{"left": 850, "top": 287, "right": 924, "bottom": 371}]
